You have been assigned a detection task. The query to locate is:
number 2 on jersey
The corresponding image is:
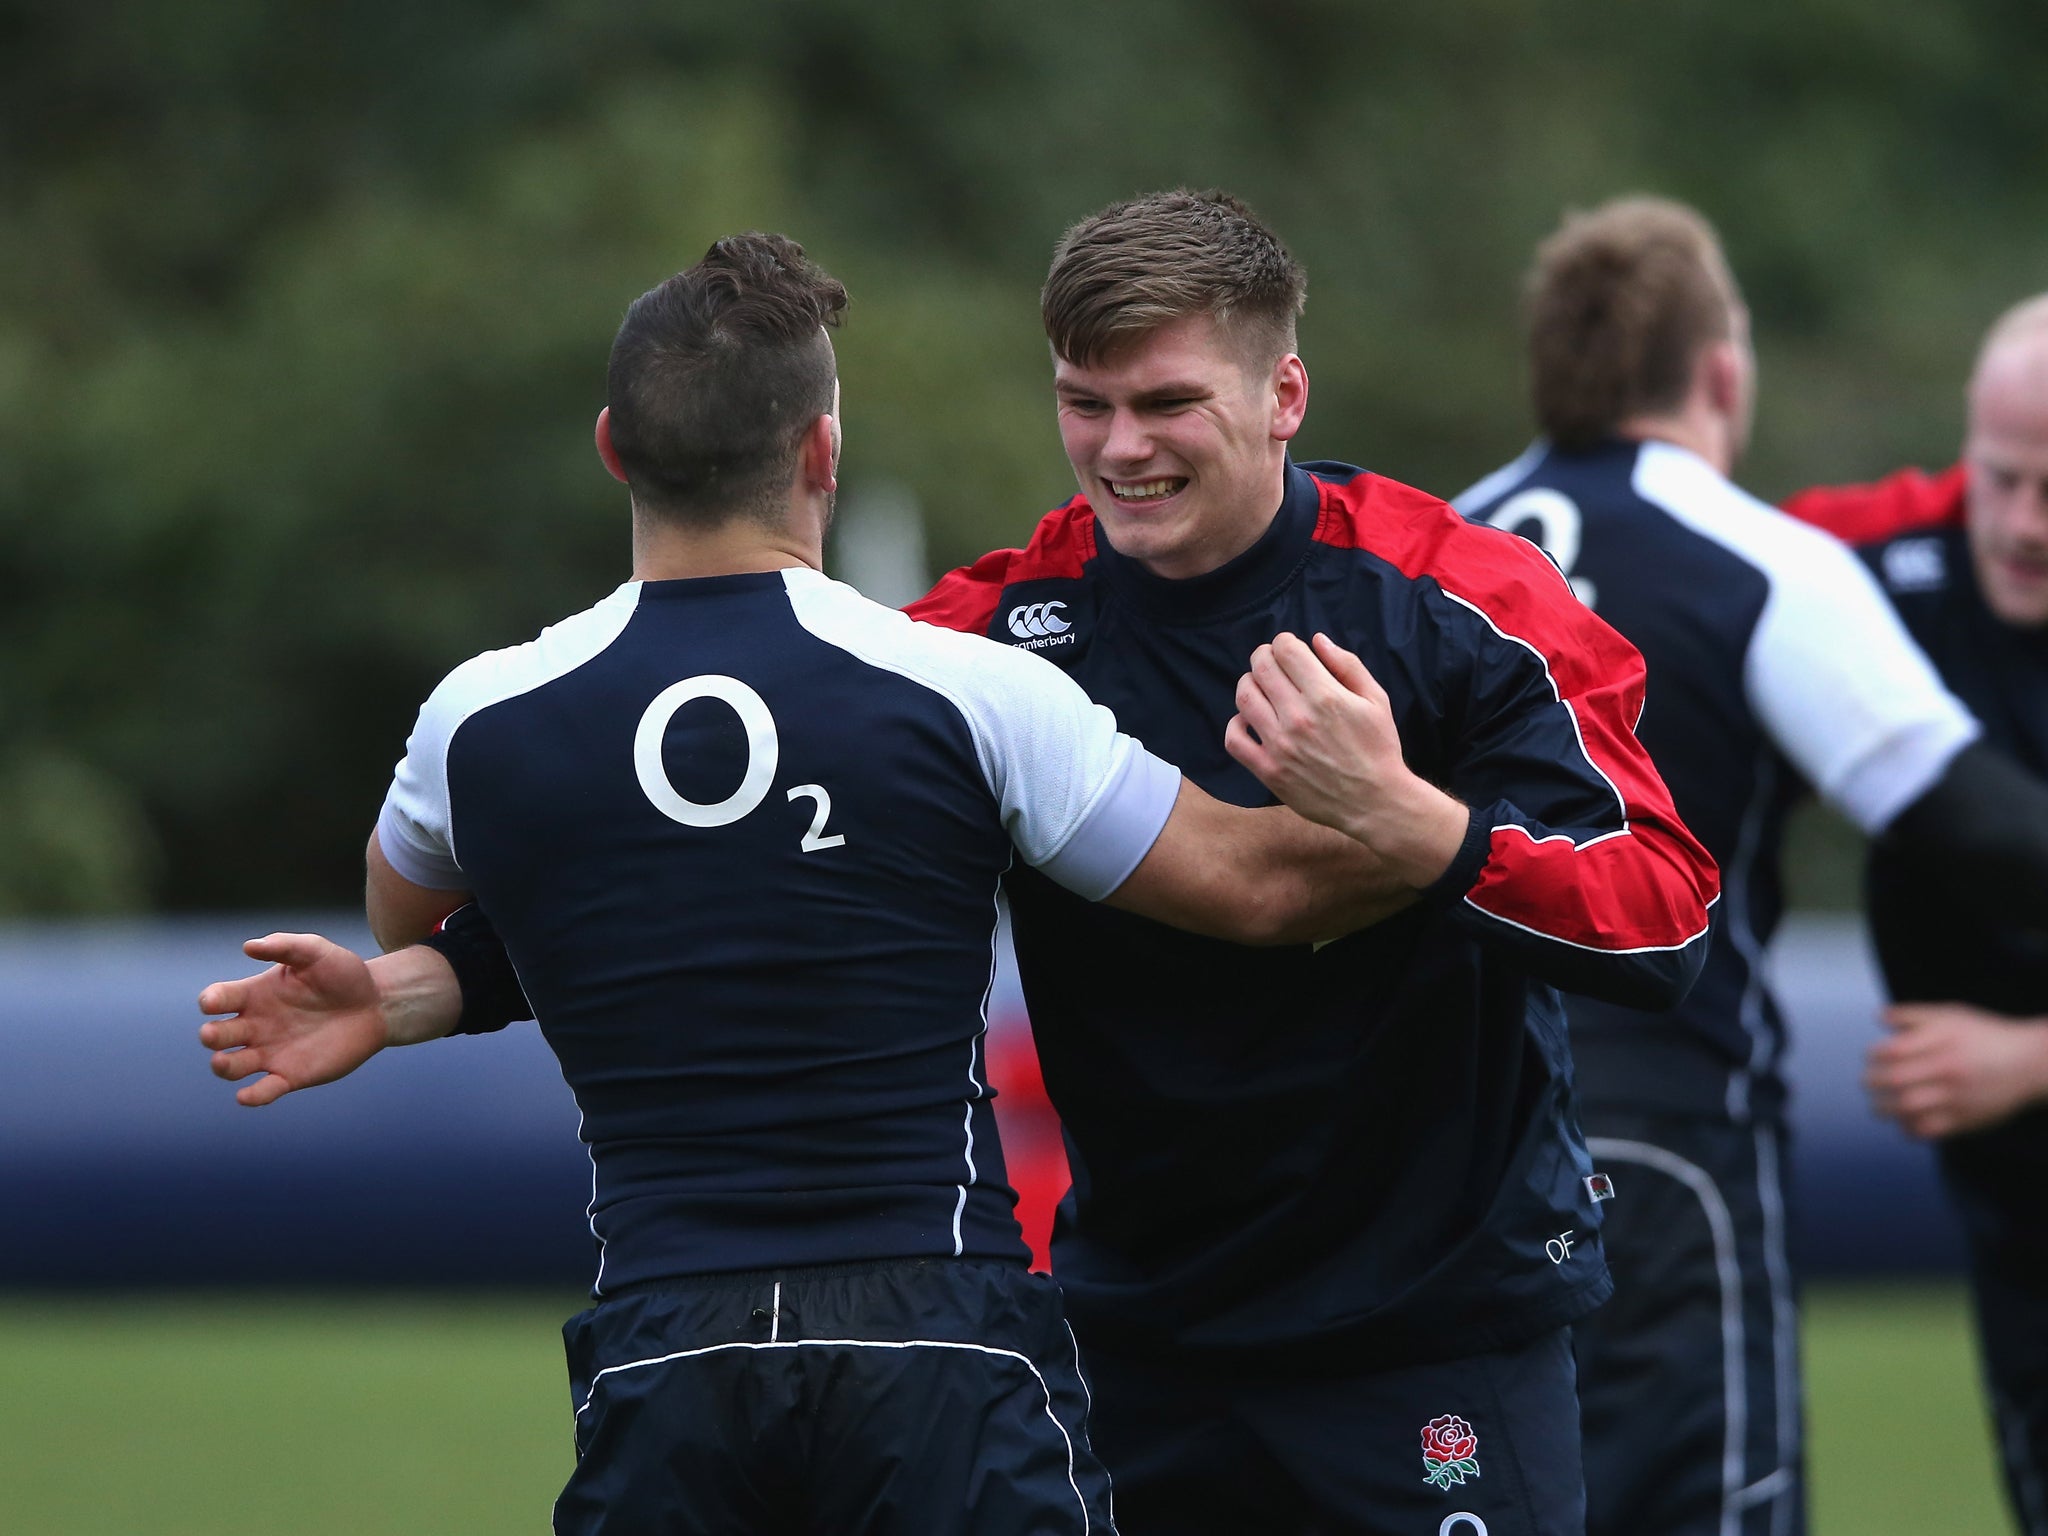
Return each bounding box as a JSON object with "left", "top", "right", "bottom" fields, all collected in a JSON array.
[
  {"left": 633, "top": 674, "right": 846, "bottom": 851},
  {"left": 1482, "top": 488, "right": 1598, "bottom": 610}
]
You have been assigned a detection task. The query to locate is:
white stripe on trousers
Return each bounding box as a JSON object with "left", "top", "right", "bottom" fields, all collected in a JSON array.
[{"left": 575, "top": 1334, "right": 1096, "bottom": 1534}]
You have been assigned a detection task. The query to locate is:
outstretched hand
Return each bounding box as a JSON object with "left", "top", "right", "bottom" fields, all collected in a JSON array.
[
  {"left": 1226, "top": 632, "right": 1468, "bottom": 889},
  {"left": 198, "top": 933, "right": 387, "bottom": 1107},
  {"left": 1864, "top": 1002, "right": 2048, "bottom": 1140}
]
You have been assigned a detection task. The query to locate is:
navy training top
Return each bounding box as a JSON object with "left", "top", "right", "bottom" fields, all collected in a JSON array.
[
  {"left": 377, "top": 566, "right": 1181, "bottom": 1292},
  {"left": 1459, "top": 440, "right": 1976, "bottom": 1121}
]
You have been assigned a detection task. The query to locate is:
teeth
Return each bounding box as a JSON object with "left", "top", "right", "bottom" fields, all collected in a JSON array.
[{"left": 1110, "top": 479, "right": 1183, "bottom": 500}]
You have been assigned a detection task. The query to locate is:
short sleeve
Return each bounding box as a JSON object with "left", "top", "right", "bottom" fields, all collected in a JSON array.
[
  {"left": 1744, "top": 527, "right": 1980, "bottom": 833},
  {"left": 375, "top": 688, "right": 469, "bottom": 889},
  {"left": 927, "top": 636, "right": 1183, "bottom": 901}
]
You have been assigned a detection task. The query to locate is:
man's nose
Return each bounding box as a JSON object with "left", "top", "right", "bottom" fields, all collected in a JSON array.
[
  {"left": 2017, "top": 479, "right": 2048, "bottom": 536},
  {"left": 1102, "top": 408, "right": 1152, "bottom": 467}
]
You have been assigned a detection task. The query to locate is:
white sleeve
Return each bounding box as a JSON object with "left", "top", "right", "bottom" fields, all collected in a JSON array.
[
  {"left": 957, "top": 645, "right": 1183, "bottom": 900},
  {"left": 374, "top": 677, "right": 469, "bottom": 890},
  {"left": 1746, "top": 528, "right": 1980, "bottom": 834}
]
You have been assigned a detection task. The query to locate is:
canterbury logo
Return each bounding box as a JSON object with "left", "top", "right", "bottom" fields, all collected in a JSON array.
[{"left": 1007, "top": 601, "right": 1072, "bottom": 639}]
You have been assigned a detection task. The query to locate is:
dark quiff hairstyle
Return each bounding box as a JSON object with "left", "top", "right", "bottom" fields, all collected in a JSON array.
[
  {"left": 1524, "top": 197, "right": 1740, "bottom": 451},
  {"left": 606, "top": 233, "right": 848, "bottom": 525},
  {"left": 1041, "top": 189, "right": 1307, "bottom": 368}
]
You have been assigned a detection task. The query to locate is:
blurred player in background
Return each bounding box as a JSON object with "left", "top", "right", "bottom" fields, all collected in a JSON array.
[
  {"left": 197, "top": 231, "right": 1438, "bottom": 1536},
  {"left": 1455, "top": 197, "right": 2048, "bottom": 1536},
  {"left": 1786, "top": 296, "right": 2048, "bottom": 1536},
  {"left": 424, "top": 189, "right": 1721, "bottom": 1534}
]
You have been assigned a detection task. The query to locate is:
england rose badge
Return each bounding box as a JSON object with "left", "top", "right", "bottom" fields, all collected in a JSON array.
[{"left": 1421, "top": 1414, "right": 1481, "bottom": 1490}]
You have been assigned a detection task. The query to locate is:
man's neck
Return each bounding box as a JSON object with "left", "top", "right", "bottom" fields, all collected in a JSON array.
[
  {"left": 1615, "top": 407, "right": 1734, "bottom": 477},
  {"left": 630, "top": 510, "right": 821, "bottom": 583},
  {"left": 1129, "top": 462, "right": 1292, "bottom": 581}
]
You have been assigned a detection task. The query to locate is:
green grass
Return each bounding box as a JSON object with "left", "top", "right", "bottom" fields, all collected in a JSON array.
[
  {"left": 1806, "top": 1284, "right": 2013, "bottom": 1536},
  {"left": 0, "top": 1284, "right": 2016, "bottom": 1534},
  {"left": 0, "top": 1293, "right": 581, "bottom": 1536}
]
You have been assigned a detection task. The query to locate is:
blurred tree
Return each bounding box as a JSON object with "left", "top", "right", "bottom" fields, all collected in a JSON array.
[{"left": 1, "top": 0, "right": 2042, "bottom": 909}]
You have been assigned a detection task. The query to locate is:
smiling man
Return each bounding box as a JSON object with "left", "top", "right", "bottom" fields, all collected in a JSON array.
[{"left": 900, "top": 189, "right": 1717, "bottom": 1535}]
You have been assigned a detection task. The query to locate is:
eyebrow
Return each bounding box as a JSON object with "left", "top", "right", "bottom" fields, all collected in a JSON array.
[{"left": 1055, "top": 379, "right": 1215, "bottom": 404}]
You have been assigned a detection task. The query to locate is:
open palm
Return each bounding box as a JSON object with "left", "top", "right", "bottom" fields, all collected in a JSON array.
[{"left": 197, "top": 933, "right": 387, "bottom": 1107}]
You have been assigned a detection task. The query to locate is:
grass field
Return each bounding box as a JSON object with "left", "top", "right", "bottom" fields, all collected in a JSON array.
[{"left": 0, "top": 1284, "right": 2012, "bottom": 1533}]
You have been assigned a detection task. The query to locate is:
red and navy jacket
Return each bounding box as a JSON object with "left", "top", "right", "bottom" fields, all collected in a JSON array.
[
  {"left": 911, "top": 459, "right": 1717, "bottom": 1371},
  {"left": 1782, "top": 462, "right": 1966, "bottom": 545}
]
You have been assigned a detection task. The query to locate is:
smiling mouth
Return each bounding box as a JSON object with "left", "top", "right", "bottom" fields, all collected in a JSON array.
[{"left": 1106, "top": 477, "right": 1188, "bottom": 504}]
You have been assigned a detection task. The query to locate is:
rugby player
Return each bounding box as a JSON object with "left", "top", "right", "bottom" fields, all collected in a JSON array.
[
  {"left": 198, "top": 230, "right": 1445, "bottom": 1536},
  {"left": 1457, "top": 198, "right": 2048, "bottom": 1536},
  {"left": 1785, "top": 295, "right": 2048, "bottom": 1534},
  {"left": 367, "top": 190, "right": 1721, "bottom": 1534}
]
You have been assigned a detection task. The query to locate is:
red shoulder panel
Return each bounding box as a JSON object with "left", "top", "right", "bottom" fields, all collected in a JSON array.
[
  {"left": 1780, "top": 463, "right": 1966, "bottom": 546},
  {"left": 1314, "top": 472, "right": 1718, "bottom": 954},
  {"left": 1313, "top": 474, "right": 1645, "bottom": 704},
  {"left": 905, "top": 497, "right": 1099, "bottom": 635}
]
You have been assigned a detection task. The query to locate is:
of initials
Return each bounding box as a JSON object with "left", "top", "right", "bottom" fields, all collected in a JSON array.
[{"left": 633, "top": 674, "right": 845, "bottom": 851}]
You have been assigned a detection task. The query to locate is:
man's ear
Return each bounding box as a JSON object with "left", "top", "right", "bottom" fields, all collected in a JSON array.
[
  {"left": 798, "top": 412, "right": 838, "bottom": 494},
  {"left": 1270, "top": 354, "right": 1310, "bottom": 443},
  {"left": 1700, "top": 340, "right": 1743, "bottom": 420},
  {"left": 594, "top": 407, "right": 630, "bottom": 484}
]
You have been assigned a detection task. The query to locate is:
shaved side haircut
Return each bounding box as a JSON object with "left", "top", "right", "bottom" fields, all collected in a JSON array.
[
  {"left": 607, "top": 233, "right": 848, "bottom": 526},
  {"left": 1525, "top": 197, "right": 1739, "bottom": 451},
  {"left": 1041, "top": 189, "right": 1307, "bottom": 370}
]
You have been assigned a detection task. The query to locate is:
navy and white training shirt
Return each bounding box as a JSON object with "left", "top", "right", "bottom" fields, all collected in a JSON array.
[
  {"left": 1458, "top": 438, "right": 1980, "bottom": 1120},
  {"left": 375, "top": 566, "right": 1181, "bottom": 1291}
]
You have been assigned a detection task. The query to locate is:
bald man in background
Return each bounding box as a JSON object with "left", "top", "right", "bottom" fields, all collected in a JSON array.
[{"left": 1788, "top": 296, "right": 2048, "bottom": 1535}]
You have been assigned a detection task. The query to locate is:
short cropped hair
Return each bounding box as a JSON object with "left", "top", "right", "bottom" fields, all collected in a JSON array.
[
  {"left": 607, "top": 233, "right": 848, "bottom": 525},
  {"left": 1041, "top": 190, "right": 1306, "bottom": 369},
  {"left": 1524, "top": 197, "right": 1738, "bottom": 450}
]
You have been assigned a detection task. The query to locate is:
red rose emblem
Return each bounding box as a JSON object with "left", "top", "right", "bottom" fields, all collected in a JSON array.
[{"left": 1421, "top": 1414, "right": 1481, "bottom": 1489}]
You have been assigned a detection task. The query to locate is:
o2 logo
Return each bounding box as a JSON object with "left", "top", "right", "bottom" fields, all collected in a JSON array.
[
  {"left": 1439, "top": 1517, "right": 1489, "bottom": 1535},
  {"left": 633, "top": 675, "right": 846, "bottom": 852},
  {"left": 1482, "top": 489, "right": 1597, "bottom": 610}
]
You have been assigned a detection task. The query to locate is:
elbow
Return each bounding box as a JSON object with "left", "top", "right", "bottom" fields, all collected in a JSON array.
[
  {"left": 1219, "top": 876, "right": 1317, "bottom": 947},
  {"left": 1221, "top": 896, "right": 1301, "bottom": 947},
  {"left": 1580, "top": 936, "right": 1707, "bottom": 1011},
  {"left": 1628, "top": 949, "right": 1704, "bottom": 1011},
  {"left": 366, "top": 913, "right": 409, "bottom": 955}
]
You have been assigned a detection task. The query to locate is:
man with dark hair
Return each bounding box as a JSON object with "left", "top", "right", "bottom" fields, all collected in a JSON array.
[
  {"left": 309, "top": 191, "right": 1721, "bottom": 1534},
  {"left": 601, "top": 236, "right": 845, "bottom": 523},
  {"left": 1458, "top": 196, "right": 2048, "bottom": 1536},
  {"left": 200, "top": 229, "right": 1469, "bottom": 1536},
  {"left": 1784, "top": 294, "right": 2048, "bottom": 1535}
]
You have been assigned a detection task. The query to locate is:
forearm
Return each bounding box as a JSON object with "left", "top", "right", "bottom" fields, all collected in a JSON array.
[
  {"left": 1224, "top": 808, "right": 1422, "bottom": 944},
  {"left": 1102, "top": 790, "right": 1415, "bottom": 945},
  {"left": 1883, "top": 742, "right": 2048, "bottom": 928},
  {"left": 367, "top": 945, "right": 464, "bottom": 1046},
  {"left": 2015, "top": 1022, "right": 2048, "bottom": 1108},
  {"left": 1323, "top": 772, "right": 1469, "bottom": 891}
]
